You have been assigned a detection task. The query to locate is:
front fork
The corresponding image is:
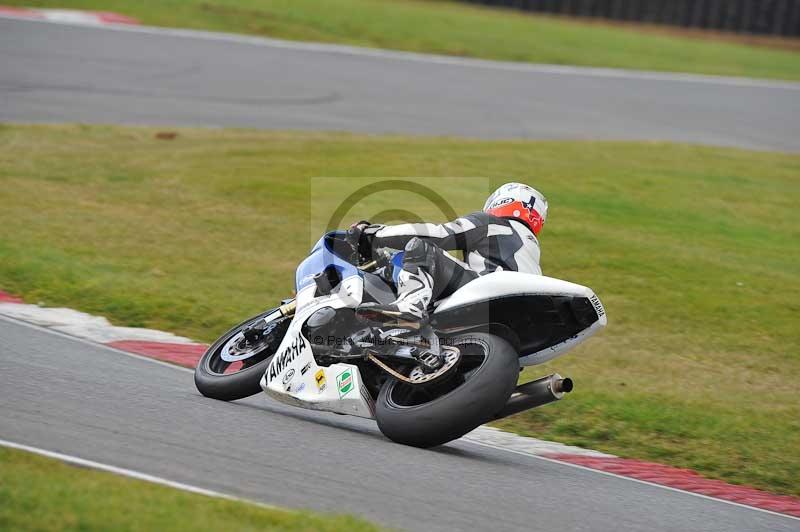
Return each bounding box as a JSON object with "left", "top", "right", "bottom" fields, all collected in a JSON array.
[{"left": 278, "top": 299, "right": 297, "bottom": 317}]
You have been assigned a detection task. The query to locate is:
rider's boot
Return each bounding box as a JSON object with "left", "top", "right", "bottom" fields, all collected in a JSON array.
[{"left": 356, "top": 268, "right": 433, "bottom": 326}]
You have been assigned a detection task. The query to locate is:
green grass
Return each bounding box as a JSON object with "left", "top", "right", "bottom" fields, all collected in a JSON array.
[
  {"left": 1, "top": 124, "right": 799, "bottom": 497},
  {"left": 5, "top": 0, "right": 800, "bottom": 80},
  {"left": 0, "top": 447, "right": 381, "bottom": 531}
]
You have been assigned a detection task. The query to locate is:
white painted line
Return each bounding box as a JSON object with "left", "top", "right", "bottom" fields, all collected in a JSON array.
[
  {"left": 0, "top": 302, "right": 196, "bottom": 344},
  {"left": 0, "top": 438, "right": 281, "bottom": 511},
  {"left": 0, "top": 314, "right": 194, "bottom": 374},
  {"left": 462, "top": 438, "right": 800, "bottom": 522},
  {"left": 0, "top": 7, "right": 138, "bottom": 25},
  {"left": 2, "top": 14, "right": 798, "bottom": 91},
  {"left": 35, "top": 9, "right": 104, "bottom": 24},
  {"left": 464, "top": 425, "right": 614, "bottom": 458}
]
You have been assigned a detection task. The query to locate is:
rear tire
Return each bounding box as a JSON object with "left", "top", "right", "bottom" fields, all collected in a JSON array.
[
  {"left": 194, "top": 309, "right": 288, "bottom": 401},
  {"left": 375, "top": 333, "right": 519, "bottom": 448}
]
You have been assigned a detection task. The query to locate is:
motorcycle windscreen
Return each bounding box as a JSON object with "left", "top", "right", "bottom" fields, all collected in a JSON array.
[{"left": 296, "top": 232, "right": 361, "bottom": 293}]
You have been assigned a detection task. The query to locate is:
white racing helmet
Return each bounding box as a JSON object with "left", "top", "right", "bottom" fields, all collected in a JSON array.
[{"left": 483, "top": 182, "right": 548, "bottom": 236}]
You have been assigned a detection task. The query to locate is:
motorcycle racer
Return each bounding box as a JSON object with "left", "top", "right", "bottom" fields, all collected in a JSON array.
[
  {"left": 351, "top": 182, "right": 548, "bottom": 324},
  {"left": 197, "top": 180, "right": 604, "bottom": 448}
]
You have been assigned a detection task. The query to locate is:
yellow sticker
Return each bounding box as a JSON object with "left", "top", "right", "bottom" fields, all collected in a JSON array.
[{"left": 315, "top": 369, "right": 327, "bottom": 392}]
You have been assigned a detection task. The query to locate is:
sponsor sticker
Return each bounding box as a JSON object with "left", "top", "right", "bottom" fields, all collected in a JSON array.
[
  {"left": 337, "top": 369, "right": 354, "bottom": 398},
  {"left": 315, "top": 369, "right": 327, "bottom": 392},
  {"left": 267, "top": 334, "right": 307, "bottom": 382},
  {"left": 490, "top": 197, "right": 513, "bottom": 209},
  {"left": 589, "top": 294, "right": 605, "bottom": 317},
  {"left": 300, "top": 362, "right": 312, "bottom": 376},
  {"left": 282, "top": 368, "right": 295, "bottom": 386}
]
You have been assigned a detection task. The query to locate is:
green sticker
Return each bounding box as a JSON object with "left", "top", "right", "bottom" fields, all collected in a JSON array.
[{"left": 337, "top": 370, "right": 353, "bottom": 398}]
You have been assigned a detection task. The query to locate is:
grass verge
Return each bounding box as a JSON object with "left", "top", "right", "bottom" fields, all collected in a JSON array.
[
  {"left": 0, "top": 446, "right": 381, "bottom": 531},
  {"left": 3, "top": 0, "right": 800, "bottom": 80},
  {"left": 1, "top": 124, "right": 799, "bottom": 496}
]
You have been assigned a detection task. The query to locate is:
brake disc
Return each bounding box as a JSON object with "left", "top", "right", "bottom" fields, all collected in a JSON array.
[
  {"left": 220, "top": 318, "right": 285, "bottom": 362},
  {"left": 407, "top": 346, "right": 461, "bottom": 385}
]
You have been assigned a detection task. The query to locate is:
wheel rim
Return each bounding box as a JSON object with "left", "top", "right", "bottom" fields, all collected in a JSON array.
[
  {"left": 220, "top": 332, "right": 268, "bottom": 362},
  {"left": 386, "top": 338, "right": 489, "bottom": 409},
  {"left": 205, "top": 316, "right": 289, "bottom": 376}
]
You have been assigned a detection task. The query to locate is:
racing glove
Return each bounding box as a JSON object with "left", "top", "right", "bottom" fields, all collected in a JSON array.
[{"left": 346, "top": 221, "right": 384, "bottom": 263}]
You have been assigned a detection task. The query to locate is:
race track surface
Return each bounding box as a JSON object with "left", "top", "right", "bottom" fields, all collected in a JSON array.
[
  {"left": 1, "top": 17, "right": 799, "bottom": 152},
  {"left": 1, "top": 317, "right": 797, "bottom": 531}
]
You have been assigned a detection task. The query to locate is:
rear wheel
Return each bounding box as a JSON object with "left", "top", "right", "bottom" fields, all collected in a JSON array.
[
  {"left": 375, "top": 333, "right": 519, "bottom": 448},
  {"left": 194, "top": 309, "right": 290, "bottom": 401}
]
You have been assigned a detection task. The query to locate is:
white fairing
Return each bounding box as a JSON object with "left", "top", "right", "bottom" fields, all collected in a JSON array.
[
  {"left": 260, "top": 260, "right": 605, "bottom": 418},
  {"left": 259, "top": 275, "right": 376, "bottom": 419},
  {"left": 434, "top": 271, "right": 607, "bottom": 366}
]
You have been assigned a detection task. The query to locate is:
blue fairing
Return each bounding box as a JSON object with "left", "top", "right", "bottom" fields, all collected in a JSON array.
[
  {"left": 391, "top": 251, "right": 405, "bottom": 285},
  {"left": 296, "top": 231, "right": 362, "bottom": 292}
]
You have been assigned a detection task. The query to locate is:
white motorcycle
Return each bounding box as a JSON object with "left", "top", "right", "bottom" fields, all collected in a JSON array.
[{"left": 195, "top": 231, "right": 606, "bottom": 447}]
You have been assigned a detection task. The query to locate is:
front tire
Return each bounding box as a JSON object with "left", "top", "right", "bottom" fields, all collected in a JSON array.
[
  {"left": 375, "top": 333, "right": 519, "bottom": 448},
  {"left": 194, "top": 309, "right": 289, "bottom": 401}
]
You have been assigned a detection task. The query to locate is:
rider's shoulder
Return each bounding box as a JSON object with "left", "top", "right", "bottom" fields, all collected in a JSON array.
[{"left": 464, "top": 211, "right": 512, "bottom": 227}]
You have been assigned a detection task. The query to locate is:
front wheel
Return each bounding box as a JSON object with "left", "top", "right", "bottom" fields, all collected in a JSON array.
[
  {"left": 194, "top": 309, "right": 290, "bottom": 401},
  {"left": 375, "top": 333, "right": 519, "bottom": 448}
]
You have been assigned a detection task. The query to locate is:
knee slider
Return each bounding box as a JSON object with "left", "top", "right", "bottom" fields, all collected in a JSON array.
[{"left": 404, "top": 237, "right": 429, "bottom": 261}]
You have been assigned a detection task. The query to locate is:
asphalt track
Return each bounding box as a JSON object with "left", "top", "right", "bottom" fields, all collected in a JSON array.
[
  {"left": 1, "top": 17, "right": 800, "bottom": 152},
  {"left": 1, "top": 317, "right": 798, "bottom": 531}
]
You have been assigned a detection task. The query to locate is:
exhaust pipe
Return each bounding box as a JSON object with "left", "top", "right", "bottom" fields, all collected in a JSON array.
[{"left": 492, "top": 373, "right": 573, "bottom": 420}]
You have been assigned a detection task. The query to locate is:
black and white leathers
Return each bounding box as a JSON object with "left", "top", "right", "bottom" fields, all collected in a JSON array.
[{"left": 368, "top": 211, "right": 542, "bottom": 276}]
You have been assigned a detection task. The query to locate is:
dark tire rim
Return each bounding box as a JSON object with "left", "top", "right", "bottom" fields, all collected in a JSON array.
[
  {"left": 385, "top": 337, "right": 489, "bottom": 409},
  {"left": 204, "top": 316, "right": 289, "bottom": 376}
]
